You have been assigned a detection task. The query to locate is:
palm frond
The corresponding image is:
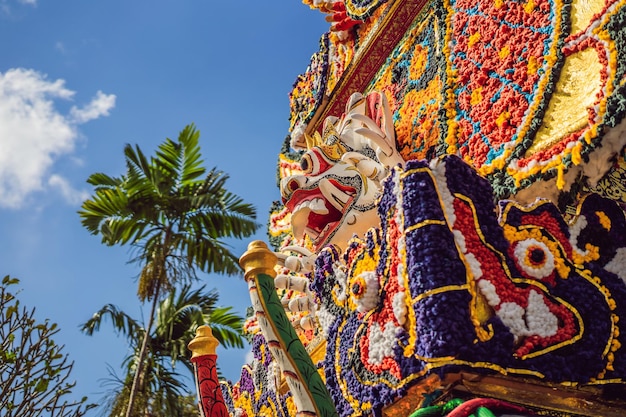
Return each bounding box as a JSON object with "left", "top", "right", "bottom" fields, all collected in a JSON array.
[
  {"left": 206, "top": 306, "right": 245, "bottom": 349},
  {"left": 86, "top": 172, "right": 123, "bottom": 190},
  {"left": 79, "top": 188, "right": 130, "bottom": 236},
  {"left": 80, "top": 125, "right": 256, "bottom": 414},
  {"left": 155, "top": 138, "right": 182, "bottom": 181},
  {"left": 103, "top": 218, "right": 150, "bottom": 246},
  {"left": 80, "top": 304, "right": 144, "bottom": 342},
  {"left": 123, "top": 144, "right": 152, "bottom": 184},
  {"left": 178, "top": 124, "right": 206, "bottom": 184},
  {"left": 182, "top": 237, "right": 241, "bottom": 275},
  {"left": 82, "top": 282, "right": 244, "bottom": 415}
]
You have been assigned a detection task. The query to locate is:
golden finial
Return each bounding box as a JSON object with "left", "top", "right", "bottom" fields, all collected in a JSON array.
[
  {"left": 188, "top": 325, "right": 219, "bottom": 358},
  {"left": 238, "top": 241, "right": 278, "bottom": 282}
]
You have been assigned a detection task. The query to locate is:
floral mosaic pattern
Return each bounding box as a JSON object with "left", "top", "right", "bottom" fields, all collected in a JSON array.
[
  {"left": 245, "top": 0, "right": 626, "bottom": 415},
  {"left": 235, "top": 155, "right": 626, "bottom": 416},
  {"left": 220, "top": 334, "right": 293, "bottom": 417},
  {"left": 449, "top": 0, "right": 566, "bottom": 170},
  {"left": 368, "top": 6, "right": 449, "bottom": 162},
  {"left": 293, "top": 0, "right": 626, "bottom": 200},
  {"left": 311, "top": 156, "right": 626, "bottom": 415},
  {"left": 288, "top": 34, "right": 329, "bottom": 142}
]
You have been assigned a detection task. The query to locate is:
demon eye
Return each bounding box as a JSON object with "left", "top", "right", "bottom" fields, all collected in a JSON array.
[
  {"left": 300, "top": 153, "right": 312, "bottom": 173},
  {"left": 300, "top": 149, "right": 331, "bottom": 176}
]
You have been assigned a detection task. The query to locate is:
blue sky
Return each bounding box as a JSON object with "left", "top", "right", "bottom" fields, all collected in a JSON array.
[{"left": 0, "top": 0, "right": 327, "bottom": 410}]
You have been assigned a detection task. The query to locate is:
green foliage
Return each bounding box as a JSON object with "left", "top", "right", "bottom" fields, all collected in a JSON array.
[
  {"left": 79, "top": 124, "right": 257, "bottom": 416},
  {"left": 81, "top": 284, "right": 243, "bottom": 416},
  {"left": 78, "top": 123, "right": 259, "bottom": 301},
  {"left": 103, "top": 378, "right": 199, "bottom": 417},
  {"left": 0, "top": 276, "right": 96, "bottom": 417}
]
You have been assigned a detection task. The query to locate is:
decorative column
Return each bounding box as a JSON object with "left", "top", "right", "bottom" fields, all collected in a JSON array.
[
  {"left": 239, "top": 240, "right": 338, "bottom": 417},
  {"left": 188, "top": 325, "right": 229, "bottom": 417}
]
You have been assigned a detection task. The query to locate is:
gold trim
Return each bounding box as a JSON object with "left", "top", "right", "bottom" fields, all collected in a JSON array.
[
  {"left": 404, "top": 219, "right": 447, "bottom": 234},
  {"left": 414, "top": 284, "right": 470, "bottom": 303}
]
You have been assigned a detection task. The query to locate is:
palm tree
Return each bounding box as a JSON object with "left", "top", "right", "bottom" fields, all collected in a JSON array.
[
  {"left": 79, "top": 124, "right": 258, "bottom": 416},
  {"left": 81, "top": 284, "right": 243, "bottom": 416}
]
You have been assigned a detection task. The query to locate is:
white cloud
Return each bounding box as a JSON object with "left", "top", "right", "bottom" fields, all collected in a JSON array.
[
  {"left": 70, "top": 90, "right": 116, "bottom": 123},
  {"left": 1, "top": 0, "right": 36, "bottom": 15},
  {"left": 55, "top": 41, "right": 67, "bottom": 55},
  {"left": 48, "top": 174, "right": 90, "bottom": 205},
  {"left": 0, "top": 68, "right": 116, "bottom": 208}
]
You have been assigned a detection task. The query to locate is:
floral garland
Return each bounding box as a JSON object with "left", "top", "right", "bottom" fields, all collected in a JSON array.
[
  {"left": 326, "top": 31, "right": 355, "bottom": 93},
  {"left": 278, "top": 156, "right": 625, "bottom": 416},
  {"left": 311, "top": 241, "right": 413, "bottom": 416},
  {"left": 349, "top": 0, "right": 626, "bottom": 201},
  {"left": 501, "top": 0, "right": 626, "bottom": 189},
  {"left": 287, "top": 0, "right": 626, "bottom": 206},
  {"left": 288, "top": 33, "right": 330, "bottom": 147},
  {"left": 367, "top": 5, "right": 449, "bottom": 162},
  {"left": 344, "top": 0, "right": 390, "bottom": 20},
  {"left": 268, "top": 136, "right": 305, "bottom": 251},
  {"left": 288, "top": 0, "right": 395, "bottom": 149},
  {"left": 226, "top": 334, "right": 294, "bottom": 417},
  {"left": 259, "top": 0, "right": 626, "bottom": 413},
  {"left": 449, "top": 0, "right": 566, "bottom": 170}
]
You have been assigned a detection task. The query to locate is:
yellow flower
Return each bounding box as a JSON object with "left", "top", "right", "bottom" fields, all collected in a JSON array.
[{"left": 468, "top": 32, "right": 481, "bottom": 48}]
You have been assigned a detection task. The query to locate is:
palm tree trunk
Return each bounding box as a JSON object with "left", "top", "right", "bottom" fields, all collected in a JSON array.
[{"left": 125, "top": 281, "right": 161, "bottom": 417}]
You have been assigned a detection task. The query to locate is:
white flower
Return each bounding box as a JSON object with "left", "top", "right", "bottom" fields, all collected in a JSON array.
[
  {"left": 432, "top": 161, "right": 457, "bottom": 224},
  {"left": 333, "top": 263, "right": 348, "bottom": 302},
  {"left": 465, "top": 252, "right": 483, "bottom": 280},
  {"left": 393, "top": 291, "right": 407, "bottom": 325},
  {"left": 498, "top": 290, "right": 558, "bottom": 341},
  {"left": 605, "top": 247, "right": 626, "bottom": 285},
  {"left": 316, "top": 306, "right": 336, "bottom": 338},
  {"left": 569, "top": 215, "right": 589, "bottom": 259},
  {"left": 477, "top": 279, "right": 500, "bottom": 306},
  {"left": 352, "top": 271, "right": 380, "bottom": 313},
  {"left": 367, "top": 322, "right": 400, "bottom": 365}
]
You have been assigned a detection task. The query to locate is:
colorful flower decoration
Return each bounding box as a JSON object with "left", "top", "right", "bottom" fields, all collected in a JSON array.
[
  {"left": 240, "top": 0, "right": 626, "bottom": 414},
  {"left": 237, "top": 154, "right": 626, "bottom": 417},
  {"left": 343, "top": 0, "right": 389, "bottom": 20},
  {"left": 362, "top": 0, "right": 626, "bottom": 201},
  {"left": 368, "top": 7, "right": 449, "bottom": 162},
  {"left": 288, "top": 34, "right": 330, "bottom": 149}
]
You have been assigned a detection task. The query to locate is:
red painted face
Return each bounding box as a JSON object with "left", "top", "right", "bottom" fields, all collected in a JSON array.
[
  {"left": 280, "top": 91, "right": 403, "bottom": 252},
  {"left": 282, "top": 164, "right": 358, "bottom": 251}
]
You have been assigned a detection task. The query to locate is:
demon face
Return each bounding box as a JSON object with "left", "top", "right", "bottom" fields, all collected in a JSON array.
[{"left": 281, "top": 91, "right": 404, "bottom": 252}]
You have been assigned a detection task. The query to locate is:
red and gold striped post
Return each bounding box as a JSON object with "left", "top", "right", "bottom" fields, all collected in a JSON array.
[{"left": 188, "top": 325, "right": 229, "bottom": 417}]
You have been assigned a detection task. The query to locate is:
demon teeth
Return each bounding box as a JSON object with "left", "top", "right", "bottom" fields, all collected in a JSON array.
[
  {"left": 319, "top": 179, "right": 350, "bottom": 211},
  {"left": 292, "top": 209, "right": 308, "bottom": 240},
  {"left": 308, "top": 198, "right": 329, "bottom": 214},
  {"left": 291, "top": 198, "right": 329, "bottom": 240}
]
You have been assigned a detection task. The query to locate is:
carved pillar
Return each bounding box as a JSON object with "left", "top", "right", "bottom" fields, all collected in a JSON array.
[
  {"left": 188, "top": 325, "right": 229, "bottom": 417},
  {"left": 239, "top": 240, "right": 338, "bottom": 417}
]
